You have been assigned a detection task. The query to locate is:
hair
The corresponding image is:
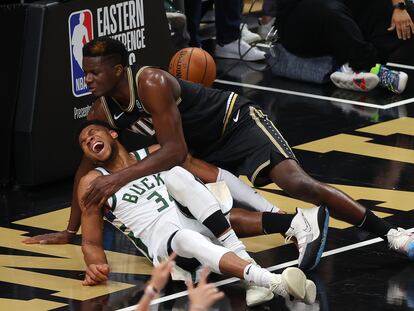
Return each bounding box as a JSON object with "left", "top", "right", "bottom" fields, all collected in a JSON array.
[
  {"left": 83, "top": 37, "right": 128, "bottom": 67},
  {"left": 75, "top": 119, "right": 117, "bottom": 146}
]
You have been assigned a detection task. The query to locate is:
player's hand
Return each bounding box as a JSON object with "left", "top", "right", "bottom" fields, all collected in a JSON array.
[
  {"left": 82, "top": 264, "right": 110, "bottom": 286},
  {"left": 82, "top": 174, "right": 123, "bottom": 209},
  {"left": 187, "top": 267, "right": 224, "bottom": 311},
  {"left": 22, "top": 230, "right": 75, "bottom": 244},
  {"left": 388, "top": 9, "right": 414, "bottom": 40}
]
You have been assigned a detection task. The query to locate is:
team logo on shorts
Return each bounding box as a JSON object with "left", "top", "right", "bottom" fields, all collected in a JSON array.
[{"left": 68, "top": 10, "right": 93, "bottom": 97}]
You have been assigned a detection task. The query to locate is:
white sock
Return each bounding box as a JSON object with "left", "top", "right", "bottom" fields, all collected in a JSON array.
[
  {"left": 217, "top": 168, "right": 279, "bottom": 213},
  {"left": 218, "top": 229, "right": 251, "bottom": 260},
  {"left": 243, "top": 264, "right": 275, "bottom": 288}
]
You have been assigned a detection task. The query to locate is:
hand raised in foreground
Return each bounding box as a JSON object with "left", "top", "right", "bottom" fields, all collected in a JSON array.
[
  {"left": 148, "top": 252, "right": 176, "bottom": 291},
  {"left": 187, "top": 267, "right": 224, "bottom": 311}
]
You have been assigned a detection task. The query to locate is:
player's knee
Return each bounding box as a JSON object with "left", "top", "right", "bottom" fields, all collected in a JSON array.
[
  {"left": 165, "top": 166, "right": 194, "bottom": 194},
  {"left": 173, "top": 229, "right": 200, "bottom": 254},
  {"left": 287, "top": 175, "right": 323, "bottom": 201}
]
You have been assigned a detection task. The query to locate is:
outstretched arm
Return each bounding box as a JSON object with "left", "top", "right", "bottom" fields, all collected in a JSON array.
[
  {"left": 79, "top": 171, "right": 109, "bottom": 286},
  {"left": 82, "top": 68, "right": 188, "bottom": 209},
  {"left": 23, "top": 100, "right": 106, "bottom": 244}
]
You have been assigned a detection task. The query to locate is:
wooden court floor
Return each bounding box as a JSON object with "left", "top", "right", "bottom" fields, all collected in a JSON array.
[{"left": 1, "top": 52, "right": 414, "bottom": 310}]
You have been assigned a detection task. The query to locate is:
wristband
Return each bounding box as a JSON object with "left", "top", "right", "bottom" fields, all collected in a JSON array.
[
  {"left": 190, "top": 304, "right": 207, "bottom": 311},
  {"left": 144, "top": 284, "right": 158, "bottom": 299},
  {"left": 66, "top": 229, "right": 77, "bottom": 234}
]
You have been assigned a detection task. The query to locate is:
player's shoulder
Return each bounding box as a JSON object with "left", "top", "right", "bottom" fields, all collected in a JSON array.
[{"left": 79, "top": 169, "right": 102, "bottom": 190}]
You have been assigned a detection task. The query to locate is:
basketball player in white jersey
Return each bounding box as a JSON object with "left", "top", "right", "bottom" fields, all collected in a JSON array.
[{"left": 77, "top": 120, "right": 317, "bottom": 306}]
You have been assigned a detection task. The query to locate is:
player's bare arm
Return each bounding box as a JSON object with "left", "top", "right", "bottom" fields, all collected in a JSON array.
[
  {"left": 22, "top": 100, "right": 108, "bottom": 244},
  {"left": 78, "top": 170, "right": 110, "bottom": 286},
  {"left": 83, "top": 68, "right": 189, "bottom": 209}
]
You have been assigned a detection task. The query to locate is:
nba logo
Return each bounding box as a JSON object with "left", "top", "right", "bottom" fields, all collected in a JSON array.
[{"left": 68, "top": 10, "right": 93, "bottom": 97}]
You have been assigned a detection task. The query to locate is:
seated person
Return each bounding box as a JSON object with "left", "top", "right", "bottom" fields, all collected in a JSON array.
[
  {"left": 276, "top": 0, "right": 414, "bottom": 93},
  {"left": 78, "top": 120, "right": 317, "bottom": 307}
]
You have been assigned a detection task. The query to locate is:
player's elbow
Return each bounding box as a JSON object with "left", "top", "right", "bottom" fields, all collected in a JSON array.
[{"left": 170, "top": 143, "right": 188, "bottom": 165}]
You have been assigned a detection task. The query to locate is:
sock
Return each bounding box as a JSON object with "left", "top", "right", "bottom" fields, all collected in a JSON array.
[
  {"left": 262, "top": 212, "right": 295, "bottom": 234},
  {"left": 243, "top": 264, "right": 274, "bottom": 288},
  {"left": 217, "top": 168, "right": 279, "bottom": 213},
  {"left": 357, "top": 210, "right": 393, "bottom": 238},
  {"left": 218, "top": 229, "right": 251, "bottom": 260}
]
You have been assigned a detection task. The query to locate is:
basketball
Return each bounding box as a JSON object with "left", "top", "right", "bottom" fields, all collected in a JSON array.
[{"left": 169, "top": 47, "right": 216, "bottom": 87}]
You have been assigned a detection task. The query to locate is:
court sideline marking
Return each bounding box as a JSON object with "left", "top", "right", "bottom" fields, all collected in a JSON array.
[
  {"left": 215, "top": 79, "right": 414, "bottom": 109},
  {"left": 117, "top": 227, "right": 414, "bottom": 311}
]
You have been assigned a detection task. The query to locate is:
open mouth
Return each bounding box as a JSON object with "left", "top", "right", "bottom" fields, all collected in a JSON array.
[{"left": 92, "top": 141, "right": 104, "bottom": 153}]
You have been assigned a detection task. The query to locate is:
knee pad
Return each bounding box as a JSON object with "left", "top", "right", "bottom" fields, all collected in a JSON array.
[
  {"left": 171, "top": 229, "right": 229, "bottom": 274},
  {"left": 165, "top": 166, "right": 221, "bottom": 223}
]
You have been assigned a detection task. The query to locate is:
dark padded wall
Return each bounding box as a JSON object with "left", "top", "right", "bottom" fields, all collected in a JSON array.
[
  {"left": 0, "top": 4, "right": 27, "bottom": 186},
  {"left": 14, "top": 0, "right": 173, "bottom": 185}
]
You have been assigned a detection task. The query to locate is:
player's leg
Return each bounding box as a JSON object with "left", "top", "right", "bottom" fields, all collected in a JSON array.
[
  {"left": 165, "top": 166, "right": 250, "bottom": 260},
  {"left": 182, "top": 154, "right": 279, "bottom": 212},
  {"left": 165, "top": 166, "right": 276, "bottom": 306},
  {"left": 170, "top": 228, "right": 316, "bottom": 304},
  {"left": 230, "top": 207, "right": 329, "bottom": 271},
  {"left": 269, "top": 159, "right": 414, "bottom": 259}
]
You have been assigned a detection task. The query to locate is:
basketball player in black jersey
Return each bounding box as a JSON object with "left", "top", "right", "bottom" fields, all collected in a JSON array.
[{"left": 24, "top": 37, "right": 414, "bottom": 262}]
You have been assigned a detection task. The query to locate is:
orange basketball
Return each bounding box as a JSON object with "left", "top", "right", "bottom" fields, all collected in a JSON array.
[{"left": 169, "top": 47, "right": 216, "bottom": 87}]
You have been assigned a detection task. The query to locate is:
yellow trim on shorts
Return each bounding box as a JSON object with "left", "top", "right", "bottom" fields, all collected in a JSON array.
[
  {"left": 251, "top": 160, "right": 271, "bottom": 186},
  {"left": 222, "top": 93, "right": 238, "bottom": 135},
  {"left": 249, "top": 106, "right": 289, "bottom": 158}
]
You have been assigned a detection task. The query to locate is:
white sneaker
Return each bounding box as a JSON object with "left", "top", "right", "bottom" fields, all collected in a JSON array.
[
  {"left": 373, "top": 64, "right": 408, "bottom": 94},
  {"left": 269, "top": 267, "right": 307, "bottom": 300},
  {"left": 246, "top": 283, "right": 274, "bottom": 307},
  {"left": 257, "top": 17, "right": 276, "bottom": 40},
  {"left": 240, "top": 24, "right": 262, "bottom": 44},
  {"left": 330, "top": 63, "right": 379, "bottom": 92},
  {"left": 285, "top": 206, "right": 329, "bottom": 271},
  {"left": 243, "top": 258, "right": 274, "bottom": 306},
  {"left": 215, "top": 39, "right": 266, "bottom": 61},
  {"left": 387, "top": 228, "right": 414, "bottom": 260},
  {"left": 303, "top": 279, "right": 317, "bottom": 304}
]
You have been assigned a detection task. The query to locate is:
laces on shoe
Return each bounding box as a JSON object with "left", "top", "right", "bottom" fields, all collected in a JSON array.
[
  {"left": 270, "top": 275, "right": 288, "bottom": 297},
  {"left": 388, "top": 228, "right": 411, "bottom": 250}
]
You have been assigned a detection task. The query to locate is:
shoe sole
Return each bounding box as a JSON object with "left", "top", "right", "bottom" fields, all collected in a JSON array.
[
  {"left": 304, "top": 279, "right": 317, "bottom": 304},
  {"left": 246, "top": 290, "right": 274, "bottom": 307},
  {"left": 299, "top": 206, "right": 329, "bottom": 271},
  {"left": 281, "top": 267, "right": 306, "bottom": 299},
  {"left": 330, "top": 72, "right": 379, "bottom": 92},
  {"left": 407, "top": 242, "right": 414, "bottom": 260}
]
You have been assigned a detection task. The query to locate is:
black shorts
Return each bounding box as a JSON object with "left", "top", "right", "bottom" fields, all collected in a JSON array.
[{"left": 200, "top": 105, "right": 297, "bottom": 187}]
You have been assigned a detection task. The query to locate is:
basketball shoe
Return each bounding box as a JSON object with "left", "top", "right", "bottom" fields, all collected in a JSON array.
[
  {"left": 387, "top": 228, "right": 414, "bottom": 260},
  {"left": 330, "top": 63, "right": 379, "bottom": 92},
  {"left": 240, "top": 24, "right": 262, "bottom": 44},
  {"left": 215, "top": 38, "right": 265, "bottom": 61},
  {"left": 244, "top": 259, "right": 274, "bottom": 307},
  {"left": 269, "top": 267, "right": 316, "bottom": 304},
  {"left": 257, "top": 17, "right": 276, "bottom": 40},
  {"left": 370, "top": 64, "right": 408, "bottom": 94},
  {"left": 285, "top": 206, "right": 329, "bottom": 271}
]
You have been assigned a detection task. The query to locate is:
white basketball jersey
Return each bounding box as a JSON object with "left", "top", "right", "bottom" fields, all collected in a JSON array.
[{"left": 96, "top": 153, "right": 182, "bottom": 261}]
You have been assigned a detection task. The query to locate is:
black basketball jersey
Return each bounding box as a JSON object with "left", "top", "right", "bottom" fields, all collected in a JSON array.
[{"left": 100, "top": 65, "right": 251, "bottom": 155}]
